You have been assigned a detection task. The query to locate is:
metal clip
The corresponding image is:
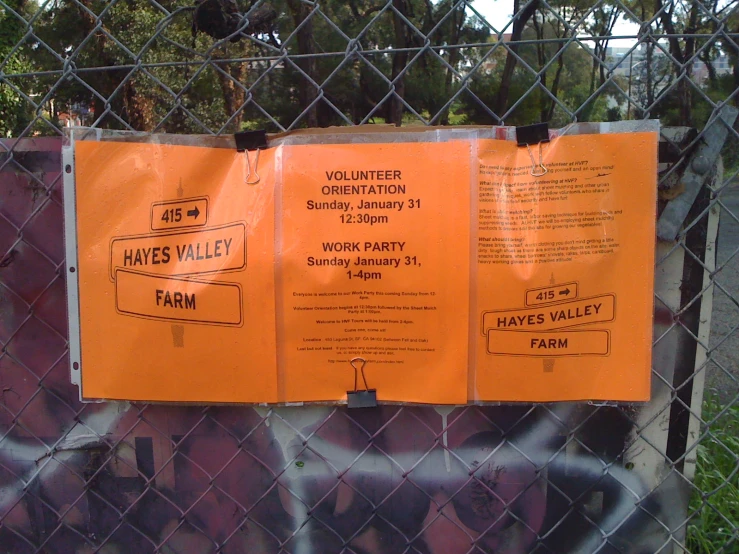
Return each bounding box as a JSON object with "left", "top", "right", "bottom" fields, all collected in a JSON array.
[
  {"left": 347, "top": 357, "right": 377, "bottom": 408},
  {"left": 234, "top": 129, "right": 267, "bottom": 185},
  {"left": 515, "top": 123, "right": 550, "bottom": 178},
  {"left": 526, "top": 143, "right": 547, "bottom": 177},
  {"left": 243, "top": 149, "right": 260, "bottom": 185}
]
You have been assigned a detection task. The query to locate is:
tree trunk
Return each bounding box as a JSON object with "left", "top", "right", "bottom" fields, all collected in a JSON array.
[
  {"left": 76, "top": 0, "right": 117, "bottom": 128},
  {"left": 123, "top": 80, "right": 155, "bottom": 131},
  {"left": 547, "top": 54, "right": 565, "bottom": 121},
  {"left": 597, "top": 42, "right": 606, "bottom": 86},
  {"left": 678, "top": 0, "right": 700, "bottom": 126},
  {"left": 732, "top": 21, "right": 739, "bottom": 107},
  {"left": 439, "top": 3, "right": 465, "bottom": 124},
  {"left": 286, "top": 0, "right": 319, "bottom": 127},
  {"left": 533, "top": 15, "right": 548, "bottom": 122},
  {"left": 646, "top": 40, "right": 654, "bottom": 111},
  {"left": 597, "top": 7, "right": 620, "bottom": 87},
  {"left": 583, "top": 52, "right": 599, "bottom": 119},
  {"left": 580, "top": 5, "right": 619, "bottom": 121},
  {"left": 494, "top": 0, "right": 538, "bottom": 119},
  {"left": 91, "top": 96, "right": 105, "bottom": 128},
  {"left": 700, "top": 50, "right": 718, "bottom": 87},
  {"left": 389, "top": 0, "right": 410, "bottom": 125},
  {"left": 75, "top": 0, "right": 159, "bottom": 130},
  {"left": 214, "top": 55, "right": 246, "bottom": 129},
  {"left": 359, "top": 69, "right": 379, "bottom": 122},
  {"left": 655, "top": 0, "right": 693, "bottom": 125}
]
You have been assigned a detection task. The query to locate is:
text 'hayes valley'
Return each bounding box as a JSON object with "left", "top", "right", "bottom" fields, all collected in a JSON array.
[
  {"left": 122, "top": 239, "right": 233, "bottom": 267},
  {"left": 483, "top": 295, "right": 615, "bottom": 332},
  {"left": 497, "top": 303, "right": 604, "bottom": 327}
]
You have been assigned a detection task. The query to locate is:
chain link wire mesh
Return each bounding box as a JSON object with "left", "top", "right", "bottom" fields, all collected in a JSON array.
[{"left": 1, "top": 0, "right": 739, "bottom": 552}]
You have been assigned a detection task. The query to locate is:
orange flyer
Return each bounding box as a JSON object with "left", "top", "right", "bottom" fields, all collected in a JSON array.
[
  {"left": 72, "top": 141, "right": 279, "bottom": 403},
  {"left": 473, "top": 133, "right": 657, "bottom": 401},
  {"left": 278, "top": 142, "right": 471, "bottom": 403},
  {"left": 68, "top": 129, "right": 657, "bottom": 404}
]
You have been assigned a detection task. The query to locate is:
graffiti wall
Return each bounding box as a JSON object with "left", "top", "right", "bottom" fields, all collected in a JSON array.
[{"left": 0, "top": 136, "right": 709, "bottom": 553}]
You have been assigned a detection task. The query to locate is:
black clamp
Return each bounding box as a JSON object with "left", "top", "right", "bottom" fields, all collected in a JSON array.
[
  {"left": 347, "top": 357, "right": 377, "bottom": 408},
  {"left": 234, "top": 130, "right": 267, "bottom": 185},
  {"left": 235, "top": 130, "right": 267, "bottom": 151},
  {"left": 515, "top": 123, "right": 550, "bottom": 177}
]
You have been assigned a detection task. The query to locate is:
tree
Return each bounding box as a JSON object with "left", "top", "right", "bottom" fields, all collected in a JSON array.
[
  {"left": 0, "top": 0, "right": 35, "bottom": 137},
  {"left": 0, "top": 0, "right": 736, "bottom": 135},
  {"left": 622, "top": 0, "right": 739, "bottom": 125},
  {"left": 460, "top": 5, "right": 620, "bottom": 126}
]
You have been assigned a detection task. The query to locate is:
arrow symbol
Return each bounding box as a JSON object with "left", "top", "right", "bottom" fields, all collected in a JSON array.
[
  {"left": 559, "top": 288, "right": 571, "bottom": 296},
  {"left": 187, "top": 206, "right": 200, "bottom": 219}
]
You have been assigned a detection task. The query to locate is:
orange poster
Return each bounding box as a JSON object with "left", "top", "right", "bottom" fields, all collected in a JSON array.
[
  {"left": 277, "top": 141, "right": 471, "bottom": 403},
  {"left": 472, "top": 133, "right": 657, "bottom": 401},
  {"left": 71, "top": 141, "right": 279, "bottom": 403},
  {"left": 68, "top": 127, "right": 657, "bottom": 405}
]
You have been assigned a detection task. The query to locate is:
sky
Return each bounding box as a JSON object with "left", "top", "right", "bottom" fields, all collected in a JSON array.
[{"left": 471, "top": 0, "right": 641, "bottom": 47}]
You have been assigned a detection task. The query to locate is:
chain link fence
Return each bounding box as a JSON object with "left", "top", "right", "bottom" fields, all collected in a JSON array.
[{"left": 1, "top": 0, "right": 739, "bottom": 552}]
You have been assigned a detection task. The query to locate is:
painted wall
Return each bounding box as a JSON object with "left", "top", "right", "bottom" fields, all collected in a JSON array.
[{"left": 0, "top": 138, "right": 699, "bottom": 553}]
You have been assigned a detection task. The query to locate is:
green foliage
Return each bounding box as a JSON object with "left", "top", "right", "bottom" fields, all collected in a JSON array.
[
  {"left": 0, "top": 57, "right": 33, "bottom": 137},
  {"left": 687, "top": 395, "right": 739, "bottom": 554},
  {"left": 461, "top": 36, "right": 615, "bottom": 125},
  {"left": 0, "top": 0, "right": 737, "bottom": 135},
  {"left": 0, "top": 0, "right": 35, "bottom": 137},
  {"left": 2, "top": 0, "right": 490, "bottom": 132}
]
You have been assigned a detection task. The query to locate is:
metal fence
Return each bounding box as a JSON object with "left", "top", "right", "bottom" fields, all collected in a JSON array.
[{"left": 1, "top": 0, "right": 739, "bottom": 552}]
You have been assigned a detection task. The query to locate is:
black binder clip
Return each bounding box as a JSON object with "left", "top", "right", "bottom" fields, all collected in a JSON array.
[
  {"left": 234, "top": 130, "right": 267, "bottom": 185},
  {"left": 346, "top": 357, "right": 377, "bottom": 409},
  {"left": 516, "top": 123, "right": 550, "bottom": 177}
]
